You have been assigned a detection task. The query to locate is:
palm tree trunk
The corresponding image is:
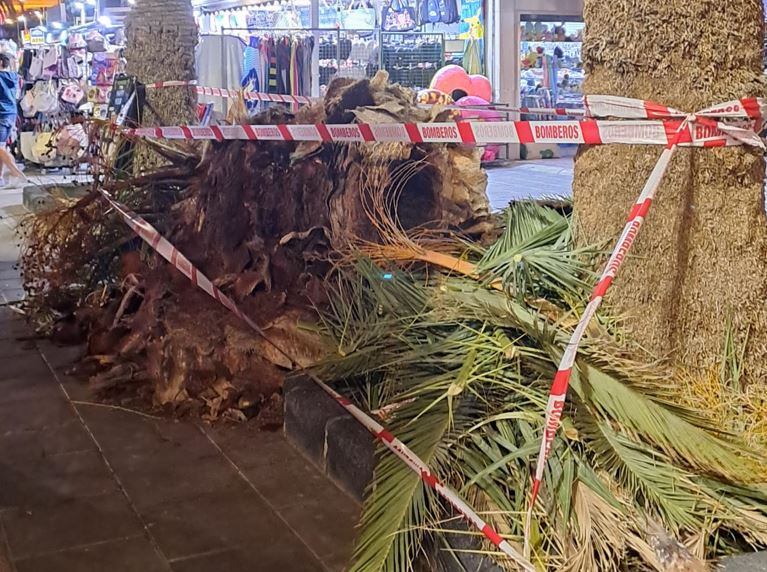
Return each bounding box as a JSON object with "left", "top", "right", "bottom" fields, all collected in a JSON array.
[
  {"left": 573, "top": 1, "right": 767, "bottom": 378},
  {"left": 124, "top": 0, "right": 197, "bottom": 171}
]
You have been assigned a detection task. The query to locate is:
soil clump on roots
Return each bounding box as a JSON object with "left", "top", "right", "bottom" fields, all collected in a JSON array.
[{"left": 21, "top": 72, "right": 491, "bottom": 424}]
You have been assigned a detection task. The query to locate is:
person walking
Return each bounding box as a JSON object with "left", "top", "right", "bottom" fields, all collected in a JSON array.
[{"left": 0, "top": 53, "right": 25, "bottom": 186}]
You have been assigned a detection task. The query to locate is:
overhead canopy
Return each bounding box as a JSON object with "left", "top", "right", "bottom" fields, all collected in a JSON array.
[{"left": 12, "top": 0, "right": 60, "bottom": 10}]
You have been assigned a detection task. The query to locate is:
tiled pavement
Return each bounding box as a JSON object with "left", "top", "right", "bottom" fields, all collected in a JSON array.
[
  {"left": 0, "top": 317, "right": 360, "bottom": 571},
  {"left": 486, "top": 158, "right": 574, "bottom": 211},
  {"left": 0, "top": 161, "right": 575, "bottom": 572},
  {"left": 0, "top": 177, "right": 360, "bottom": 572}
]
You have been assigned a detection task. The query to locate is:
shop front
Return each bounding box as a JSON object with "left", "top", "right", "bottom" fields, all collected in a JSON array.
[
  {"left": 191, "top": 0, "right": 488, "bottom": 101},
  {"left": 0, "top": 0, "right": 125, "bottom": 170},
  {"left": 487, "top": 0, "right": 583, "bottom": 159}
]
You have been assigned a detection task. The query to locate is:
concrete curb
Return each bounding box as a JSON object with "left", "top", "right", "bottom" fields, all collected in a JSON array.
[
  {"left": 720, "top": 552, "right": 767, "bottom": 571},
  {"left": 283, "top": 375, "right": 374, "bottom": 502},
  {"left": 282, "top": 374, "right": 500, "bottom": 571}
]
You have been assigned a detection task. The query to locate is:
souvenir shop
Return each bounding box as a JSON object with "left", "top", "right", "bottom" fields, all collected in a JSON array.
[
  {"left": 192, "top": 0, "right": 487, "bottom": 105},
  {"left": 0, "top": 0, "right": 126, "bottom": 169},
  {"left": 486, "top": 0, "right": 584, "bottom": 159}
]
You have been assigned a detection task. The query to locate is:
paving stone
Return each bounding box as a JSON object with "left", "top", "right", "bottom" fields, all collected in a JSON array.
[
  {"left": 0, "top": 521, "right": 13, "bottom": 572},
  {"left": 721, "top": 552, "right": 767, "bottom": 571},
  {"left": 206, "top": 425, "right": 358, "bottom": 566},
  {"left": 105, "top": 442, "right": 241, "bottom": 511},
  {"left": 486, "top": 160, "right": 574, "bottom": 212},
  {"left": 1, "top": 494, "right": 143, "bottom": 559},
  {"left": 325, "top": 415, "right": 375, "bottom": 501},
  {"left": 80, "top": 407, "right": 208, "bottom": 454},
  {"left": 276, "top": 492, "right": 360, "bottom": 563},
  {"left": 204, "top": 424, "right": 287, "bottom": 469},
  {"left": 0, "top": 278, "right": 21, "bottom": 291},
  {"left": 143, "top": 488, "right": 319, "bottom": 562},
  {"left": 0, "top": 398, "right": 73, "bottom": 434},
  {"left": 0, "top": 419, "right": 94, "bottom": 462},
  {"left": 283, "top": 375, "right": 345, "bottom": 465},
  {"left": 0, "top": 376, "right": 63, "bottom": 404},
  {"left": 0, "top": 316, "right": 29, "bottom": 342},
  {"left": 169, "top": 545, "right": 324, "bottom": 572},
  {"left": 0, "top": 338, "right": 36, "bottom": 358},
  {"left": 0, "top": 450, "right": 119, "bottom": 509},
  {"left": 213, "top": 427, "right": 340, "bottom": 510},
  {"left": 0, "top": 289, "right": 25, "bottom": 304},
  {"left": 14, "top": 536, "right": 169, "bottom": 572},
  {"left": 0, "top": 268, "right": 18, "bottom": 280},
  {"left": 34, "top": 342, "right": 85, "bottom": 372},
  {"left": 0, "top": 354, "right": 50, "bottom": 381}
]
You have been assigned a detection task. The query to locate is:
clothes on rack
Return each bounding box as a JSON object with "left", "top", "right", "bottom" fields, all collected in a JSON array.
[
  {"left": 417, "top": 0, "right": 459, "bottom": 25},
  {"left": 197, "top": 3, "right": 311, "bottom": 35},
  {"left": 240, "top": 33, "right": 314, "bottom": 98},
  {"left": 196, "top": 34, "right": 246, "bottom": 113}
]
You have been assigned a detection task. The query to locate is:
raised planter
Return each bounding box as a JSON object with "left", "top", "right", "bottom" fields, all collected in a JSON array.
[{"left": 283, "top": 374, "right": 501, "bottom": 571}]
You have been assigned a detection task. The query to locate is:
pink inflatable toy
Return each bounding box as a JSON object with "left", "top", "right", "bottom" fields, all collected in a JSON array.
[
  {"left": 429, "top": 65, "right": 471, "bottom": 96},
  {"left": 455, "top": 96, "right": 502, "bottom": 120},
  {"left": 468, "top": 74, "right": 492, "bottom": 102},
  {"left": 455, "top": 96, "right": 502, "bottom": 162}
]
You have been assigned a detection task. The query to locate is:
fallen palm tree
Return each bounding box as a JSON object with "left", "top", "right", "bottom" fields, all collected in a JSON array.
[
  {"left": 314, "top": 195, "right": 767, "bottom": 571},
  {"left": 18, "top": 73, "right": 767, "bottom": 570},
  {"left": 20, "top": 72, "right": 490, "bottom": 422}
]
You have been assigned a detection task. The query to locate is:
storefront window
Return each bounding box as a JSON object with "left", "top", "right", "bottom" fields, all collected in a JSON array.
[{"left": 519, "top": 18, "right": 583, "bottom": 109}]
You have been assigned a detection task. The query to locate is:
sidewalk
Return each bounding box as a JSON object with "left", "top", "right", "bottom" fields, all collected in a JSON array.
[
  {"left": 486, "top": 158, "right": 574, "bottom": 211},
  {"left": 0, "top": 181, "right": 359, "bottom": 572},
  {"left": 0, "top": 314, "right": 359, "bottom": 571}
]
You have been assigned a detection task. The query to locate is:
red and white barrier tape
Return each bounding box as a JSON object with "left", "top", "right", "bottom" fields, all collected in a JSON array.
[
  {"left": 143, "top": 81, "right": 767, "bottom": 123},
  {"left": 585, "top": 95, "right": 766, "bottom": 124},
  {"left": 145, "top": 80, "right": 315, "bottom": 104},
  {"left": 97, "top": 189, "right": 534, "bottom": 571},
  {"left": 123, "top": 118, "right": 760, "bottom": 147},
  {"left": 144, "top": 80, "right": 583, "bottom": 116},
  {"left": 526, "top": 103, "right": 765, "bottom": 553}
]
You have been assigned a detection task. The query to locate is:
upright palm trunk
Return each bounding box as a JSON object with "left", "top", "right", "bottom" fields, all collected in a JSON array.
[
  {"left": 573, "top": 1, "right": 767, "bottom": 378},
  {"left": 124, "top": 0, "right": 198, "bottom": 170}
]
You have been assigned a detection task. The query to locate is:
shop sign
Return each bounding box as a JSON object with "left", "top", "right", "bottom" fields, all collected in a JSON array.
[{"left": 24, "top": 29, "right": 46, "bottom": 46}]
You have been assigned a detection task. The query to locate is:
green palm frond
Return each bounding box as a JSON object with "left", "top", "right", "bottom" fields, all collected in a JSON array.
[
  {"left": 317, "top": 202, "right": 767, "bottom": 572},
  {"left": 476, "top": 202, "right": 595, "bottom": 299}
]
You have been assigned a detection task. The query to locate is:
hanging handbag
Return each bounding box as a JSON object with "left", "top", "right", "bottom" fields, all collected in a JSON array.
[
  {"left": 42, "top": 47, "right": 58, "bottom": 70},
  {"left": 28, "top": 55, "right": 43, "bottom": 81},
  {"left": 32, "top": 128, "right": 57, "bottom": 164},
  {"left": 33, "top": 81, "right": 59, "bottom": 114},
  {"left": 67, "top": 33, "right": 86, "bottom": 50},
  {"left": 424, "top": 0, "right": 441, "bottom": 24},
  {"left": 60, "top": 82, "right": 85, "bottom": 106},
  {"left": 85, "top": 31, "right": 107, "bottom": 53},
  {"left": 382, "top": 0, "right": 417, "bottom": 31},
  {"left": 20, "top": 89, "right": 36, "bottom": 117},
  {"left": 438, "top": 0, "right": 459, "bottom": 24},
  {"left": 340, "top": 1, "right": 376, "bottom": 30},
  {"left": 19, "top": 131, "right": 35, "bottom": 162},
  {"left": 55, "top": 123, "right": 88, "bottom": 160}
]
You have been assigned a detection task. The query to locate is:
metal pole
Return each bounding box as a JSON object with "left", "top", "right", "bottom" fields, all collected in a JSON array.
[{"left": 311, "top": 0, "right": 319, "bottom": 97}]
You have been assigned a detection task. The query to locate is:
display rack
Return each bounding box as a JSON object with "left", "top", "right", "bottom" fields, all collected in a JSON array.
[{"left": 221, "top": 27, "right": 444, "bottom": 100}]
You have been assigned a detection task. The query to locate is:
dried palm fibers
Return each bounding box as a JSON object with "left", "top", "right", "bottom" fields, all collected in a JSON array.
[{"left": 573, "top": 0, "right": 767, "bottom": 379}]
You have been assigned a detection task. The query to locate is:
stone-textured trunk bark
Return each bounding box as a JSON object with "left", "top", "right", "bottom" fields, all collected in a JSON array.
[
  {"left": 124, "top": 0, "right": 198, "bottom": 171},
  {"left": 574, "top": 1, "right": 767, "bottom": 378}
]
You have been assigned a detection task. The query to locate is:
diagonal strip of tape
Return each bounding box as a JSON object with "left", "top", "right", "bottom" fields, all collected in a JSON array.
[{"left": 97, "top": 189, "right": 534, "bottom": 571}]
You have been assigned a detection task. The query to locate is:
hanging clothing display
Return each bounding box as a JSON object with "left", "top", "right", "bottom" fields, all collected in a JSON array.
[
  {"left": 380, "top": 36, "right": 442, "bottom": 89},
  {"left": 462, "top": 36, "right": 482, "bottom": 75},
  {"left": 196, "top": 34, "right": 246, "bottom": 113},
  {"left": 242, "top": 33, "right": 314, "bottom": 98}
]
